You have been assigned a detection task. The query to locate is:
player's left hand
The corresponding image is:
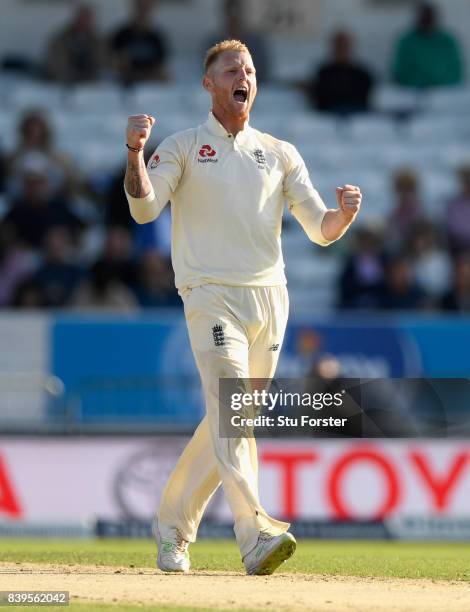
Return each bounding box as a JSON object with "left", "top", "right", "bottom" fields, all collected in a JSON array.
[{"left": 336, "top": 185, "right": 362, "bottom": 222}]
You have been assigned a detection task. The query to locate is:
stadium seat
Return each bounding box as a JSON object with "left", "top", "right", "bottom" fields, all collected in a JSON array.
[
  {"left": 282, "top": 223, "right": 315, "bottom": 257},
  {"left": 0, "top": 111, "right": 18, "bottom": 151},
  {"left": 286, "top": 114, "right": 340, "bottom": 144},
  {"left": 6, "top": 82, "right": 64, "bottom": 112},
  {"left": 405, "top": 116, "right": 466, "bottom": 142},
  {"left": 254, "top": 86, "right": 308, "bottom": 114},
  {"left": 300, "top": 143, "right": 350, "bottom": 173},
  {"left": 437, "top": 144, "right": 470, "bottom": 170},
  {"left": 59, "top": 141, "right": 126, "bottom": 174},
  {"left": 184, "top": 85, "right": 212, "bottom": 113},
  {"left": 424, "top": 87, "right": 470, "bottom": 114},
  {"left": 371, "top": 84, "right": 420, "bottom": 115},
  {"left": 374, "top": 143, "right": 441, "bottom": 172},
  {"left": 87, "top": 143, "right": 127, "bottom": 173},
  {"left": 53, "top": 112, "right": 127, "bottom": 146},
  {"left": 247, "top": 113, "right": 287, "bottom": 140},
  {"left": 285, "top": 250, "right": 341, "bottom": 286},
  {"left": 420, "top": 170, "right": 458, "bottom": 213},
  {"left": 67, "top": 84, "right": 125, "bottom": 112},
  {"left": 129, "top": 84, "right": 186, "bottom": 116},
  {"left": 149, "top": 112, "right": 207, "bottom": 142},
  {"left": 345, "top": 115, "right": 399, "bottom": 142}
]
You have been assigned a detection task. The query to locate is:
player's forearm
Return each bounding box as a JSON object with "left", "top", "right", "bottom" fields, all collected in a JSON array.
[
  {"left": 124, "top": 151, "right": 159, "bottom": 224},
  {"left": 125, "top": 150, "right": 153, "bottom": 199},
  {"left": 289, "top": 194, "right": 334, "bottom": 247},
  {"left": 321, "top": 209, "right": 355, "bottom": 242}
]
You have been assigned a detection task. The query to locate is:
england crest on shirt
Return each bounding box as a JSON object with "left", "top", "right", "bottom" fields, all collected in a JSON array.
[{"left": 252, "top": 148, "right": 267, "bottom": 169}]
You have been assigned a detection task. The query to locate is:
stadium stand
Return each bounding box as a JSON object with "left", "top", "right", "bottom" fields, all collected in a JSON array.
[{"left": 0, "top": 0, "right": 469, "bottom": 318}]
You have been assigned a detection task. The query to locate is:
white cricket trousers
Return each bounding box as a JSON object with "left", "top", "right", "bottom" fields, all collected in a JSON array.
[{"left": 158, "top": 283, "right": 290, "bottom": 558}]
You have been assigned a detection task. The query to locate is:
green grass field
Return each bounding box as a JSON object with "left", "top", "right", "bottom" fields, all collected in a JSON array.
[
  {"left": 0, "top": 538, "right": 469, "bottom": 581},
  {"left": 1, "top": 539, "right": 469, "bottom": 611}
]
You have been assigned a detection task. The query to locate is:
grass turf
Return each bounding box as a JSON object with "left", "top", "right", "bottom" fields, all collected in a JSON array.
[{"left": 0, "top": 539, "right": 469, "bottom": 581}]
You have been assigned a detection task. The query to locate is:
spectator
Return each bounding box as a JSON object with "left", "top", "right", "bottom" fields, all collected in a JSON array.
[
  {"left": 378, "top": 255, "right": 425, "bottom": 310},
  {"left": 110, "top": 0, "right": 169, "bottom": 86},
  {"left": 11, "top": 278, "right": 45, "bottom": 309},
  {"left": 407, "top": 220, "right": 451, "bottom": 303},
  {"left": 445, "top": 164, "right": 470, "bottom": 254},
  {"left": 43, "top": 3, "right": 106, "bottom": 83},
  {"left": 2, "top": 153, "right": 83, "bottom": 250},
  {"left": 306, "top": 30, "right": 374, "bottom": 114},
  {"left": 338, "top": 226, "right": 385, "bottom": 309},
  {"left": 32, "top": 226, "right": 83, "bottom": 308},
  {"left": 71, "top": 260, "right": 138, "bottom": 311},
  {"left": 205, "top": 0, "right": 270, "bottom": 82},
  {"left": 103, "top": 167, "right": 134, "bottom": 229},
  {"left": 441, "top": 253, "right": 470, "bottom": 312},
  {"left": 0, "top": 225, "right": 39, "bottom": 307},
  {"left": 7, "top": 110, "right": 78, "bottom": 198},
  {"left": 96, "top": 226, "right": 138, "bottom": 291},
  {"left": 387, "top": 167, "right": 426, "bottom": 248},
  {"left": 103, "top": 168, "right": 171, "bottom": 257},
  {"left": 0, "top": 149, "right": 6, "bottom": 194},
  {"left": 133, "top": 206, "right": 172, "bottom": 259},
  {"left": 392, "top": 2, "right": 464, "bottom": 89},
  {"left": 134, "top": 250, "right": 180, "bottom": 308}
]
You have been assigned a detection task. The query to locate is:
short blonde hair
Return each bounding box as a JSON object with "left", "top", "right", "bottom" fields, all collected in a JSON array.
[{"left": 204, "top": 39, "right": 250, "bottom": 73}]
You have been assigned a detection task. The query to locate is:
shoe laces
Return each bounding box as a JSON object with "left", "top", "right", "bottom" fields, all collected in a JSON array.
[
  {"left": 175, "top": 532, "right": 189, "bottom": 554},
  {"left": 161, "top": 528, "right": 189, "bottom": 556},
  {"left": 258, "top": 532, "right": 272, "bottom": 544}
]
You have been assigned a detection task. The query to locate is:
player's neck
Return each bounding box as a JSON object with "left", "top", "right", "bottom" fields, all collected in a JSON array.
[{"left": 212, "top": 109, "right": 248, "bottom": 138}]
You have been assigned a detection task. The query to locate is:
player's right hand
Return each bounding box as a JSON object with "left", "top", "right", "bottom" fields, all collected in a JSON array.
[{"left": 126, "top": 114, "right": 156, "bottom": 150}]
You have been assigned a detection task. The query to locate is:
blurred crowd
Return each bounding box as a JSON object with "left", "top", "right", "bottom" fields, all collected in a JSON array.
[
  {"left": 4, "top": 0, "right": 269, "bottom": 86},
  {"left": 0, "top": 108, "right": 179, "bottom": 311},
  {"left": 3, "top": 1, "right": 466, "bottom": 95},
  {"left": 338, "top": 164, "right": 470, "bottom": 312},
  {"left": 0, "top": 0, "right": 469, "bottom": 313}
]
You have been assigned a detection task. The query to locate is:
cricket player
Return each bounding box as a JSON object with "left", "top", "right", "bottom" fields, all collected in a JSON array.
[{"left": 124, "top": 40, "right": 362, "bottom": 575}]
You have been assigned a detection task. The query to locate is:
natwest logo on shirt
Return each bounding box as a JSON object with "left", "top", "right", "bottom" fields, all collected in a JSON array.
[
  {"left": 198, "top": 144, "right": 218, "bottom": 163},
  {"left": 149, "top": 154, "right": 160, "bottom": 169}
]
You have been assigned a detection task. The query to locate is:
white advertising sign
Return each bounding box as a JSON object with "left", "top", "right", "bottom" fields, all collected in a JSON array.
[{"left": 0, "top": 438, "right": 469, "bottom": 523}]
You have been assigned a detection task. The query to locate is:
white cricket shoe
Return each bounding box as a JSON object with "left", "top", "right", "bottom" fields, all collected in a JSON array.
[
  {"left": 153, "top": 518, "right": 190, "bottom": 573},
  {"left": 243, "top": 532, "right": 297, "bottom": 575}
]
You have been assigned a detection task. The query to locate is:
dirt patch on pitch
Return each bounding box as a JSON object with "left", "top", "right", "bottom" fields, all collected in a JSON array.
[{"left": 1, "top": 563, "right": 470, "bottom": 611}]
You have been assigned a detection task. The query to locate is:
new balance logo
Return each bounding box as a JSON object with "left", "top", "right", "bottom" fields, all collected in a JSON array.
[
  {"left": 268, "top": 344, "right": 279, "bottom": 351},
  {"left": 162, "top": 540, "right": 173, "bottom": 553},
  {"left": 212, "top": 324, "right": 225, "bottom": 346}
]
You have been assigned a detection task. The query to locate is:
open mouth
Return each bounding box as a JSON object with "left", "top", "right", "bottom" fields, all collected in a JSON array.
[{"left": 233, "top": 88, "right": 248, "bottom": 103}]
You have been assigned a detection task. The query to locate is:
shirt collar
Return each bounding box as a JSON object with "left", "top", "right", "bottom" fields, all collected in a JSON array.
[{"left": 205, "top": 111, "right": 252, "bottom": 145}]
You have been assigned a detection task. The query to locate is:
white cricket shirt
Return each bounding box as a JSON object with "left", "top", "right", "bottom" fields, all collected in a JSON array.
[{"left": 126, "top": 112, "right": 332, "bottom": 293}]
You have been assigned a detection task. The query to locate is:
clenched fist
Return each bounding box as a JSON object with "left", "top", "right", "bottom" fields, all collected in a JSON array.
[
  {"left": 126, "top": 114, "right": 156, "bottom": 150},
  {"left": 336, "top": 184, "right": 362, "bottom": 221}
]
